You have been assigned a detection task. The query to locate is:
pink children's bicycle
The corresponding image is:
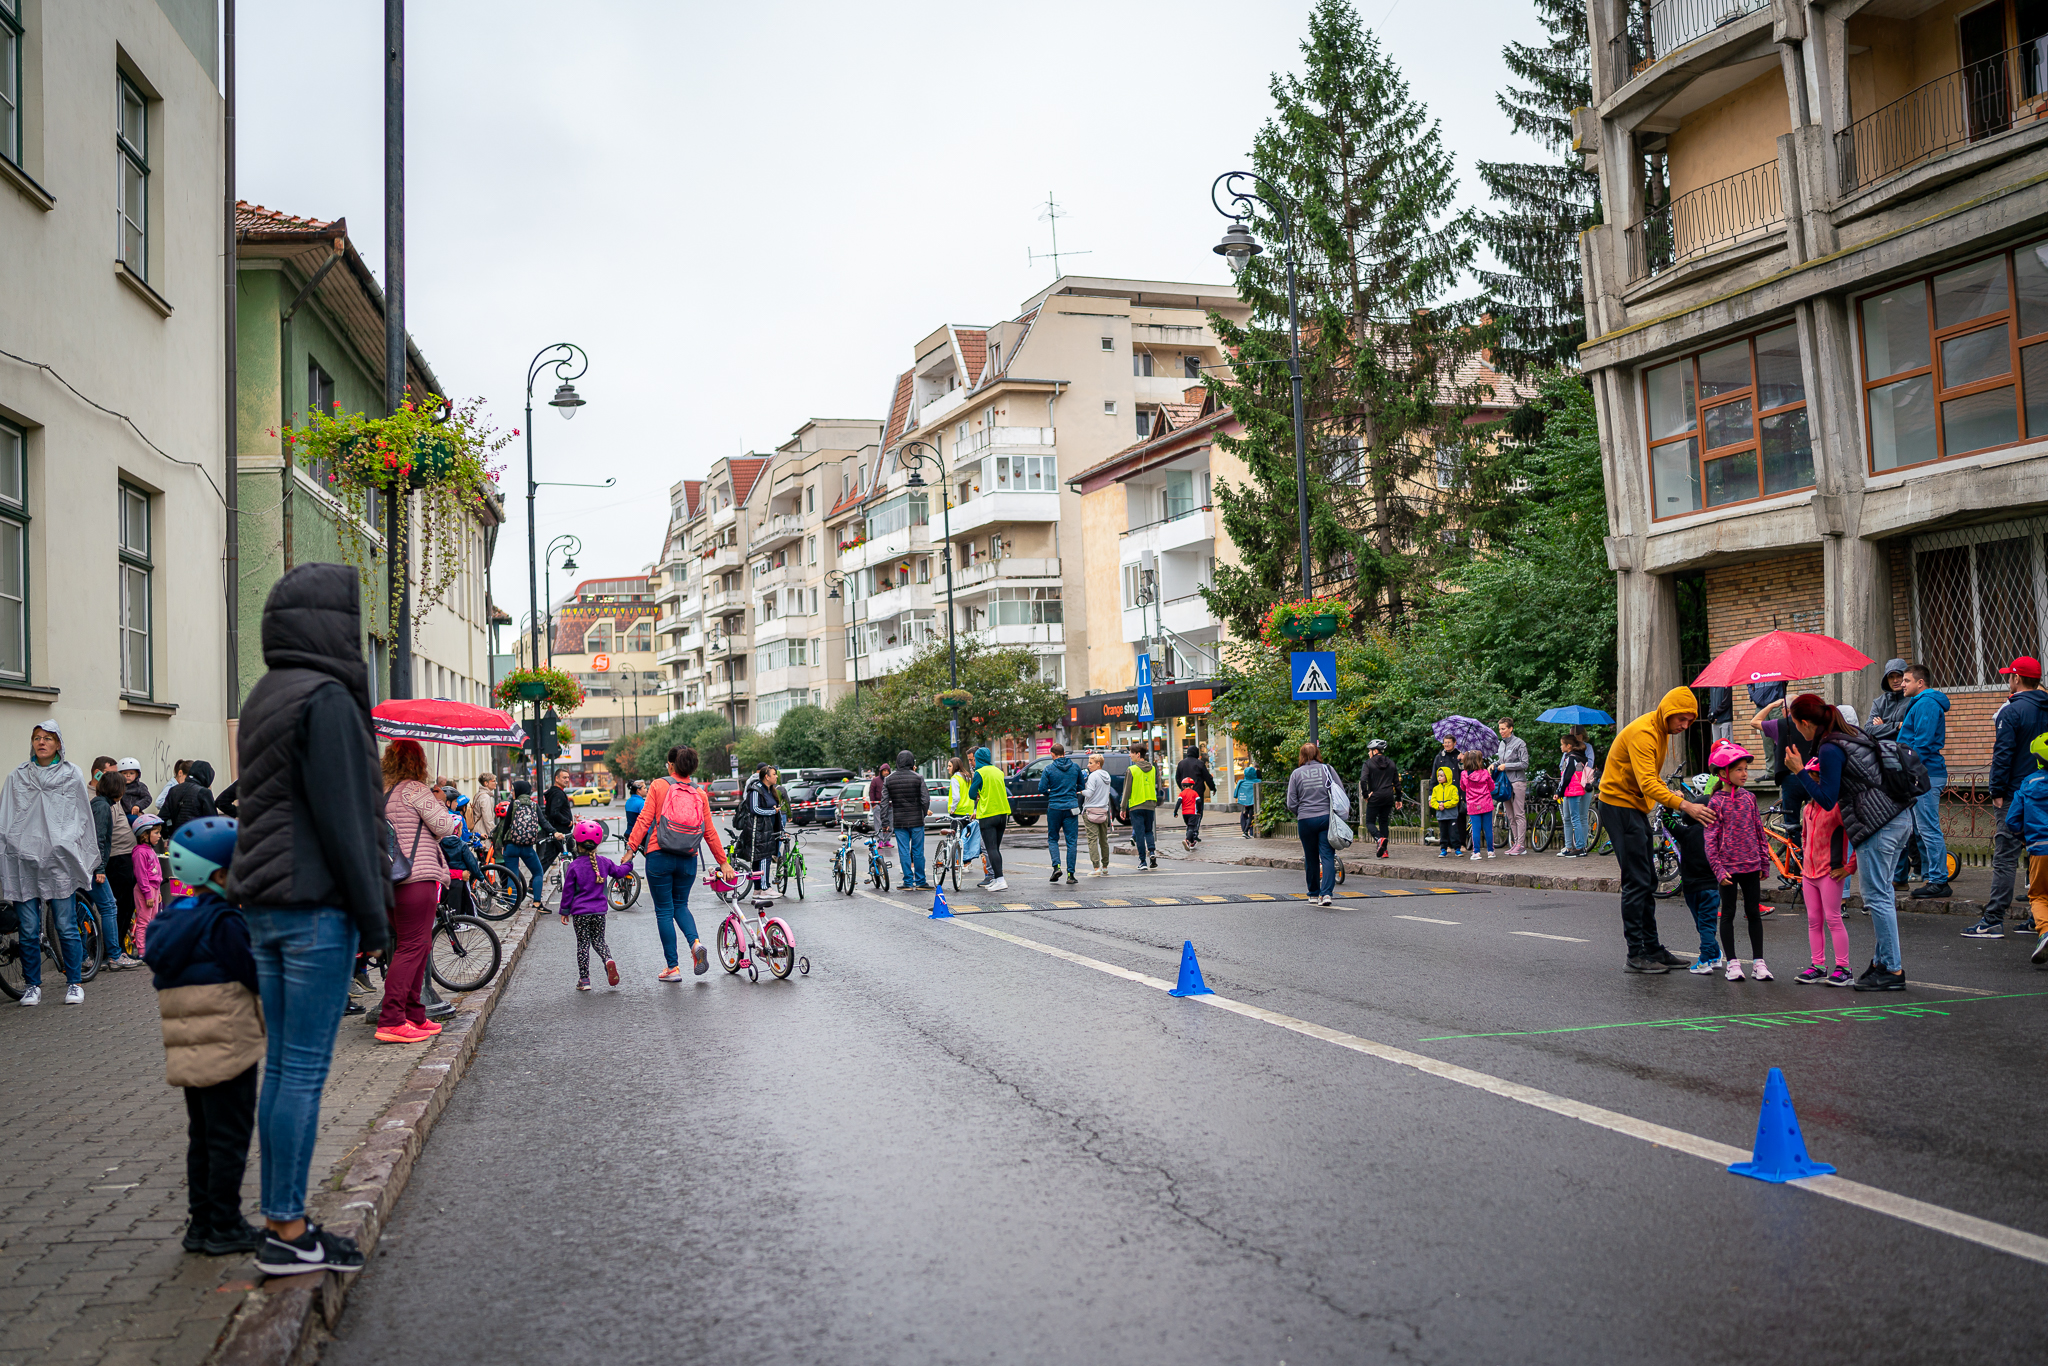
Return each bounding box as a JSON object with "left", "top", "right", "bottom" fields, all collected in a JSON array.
[{"left": 704, "top": 868, "right": 809, "bottom": 982}]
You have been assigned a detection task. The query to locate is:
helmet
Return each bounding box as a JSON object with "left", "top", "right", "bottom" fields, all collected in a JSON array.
[
  {"left": 166, "top": 816, "right": 237, "bottom": 889},
  {"left": 571, "top": 819, "right": 605, "bottom": 845},
  {"left": 495, "top": 801, "right": 509, "bottom": 819},
  {"left": 1707, "top": 739, "right": 1753, "bottom": 770},
  {"left": 454, "top": 793, "right": 470, "bottom": 809},
  {"left": 2031, "top": 733, "right": 2048, "bottom": 768}
]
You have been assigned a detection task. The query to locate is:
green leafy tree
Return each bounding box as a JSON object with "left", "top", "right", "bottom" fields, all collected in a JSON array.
[
  {"left": 1205, "top": 0, "right": 1491, "bottom": 638},
  {"left": 837, "top": 640, "right": 1065, "bottom": 766},
  {"left": 1473, "top": 0, "right": 1602, "bottom": 381},
  {"left": 766, "top": 704, "right": 833, "bottom": 770}
]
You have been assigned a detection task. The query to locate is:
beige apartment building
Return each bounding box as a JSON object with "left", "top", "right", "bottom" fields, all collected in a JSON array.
[
  {"left": 1578, "top": 0, "right": 2048, "bottom": 767},
  {"left": 517, "top": 575, "right": 660, "bottom": 783},
  {"left": 1, "top": 0, "right": 232, "bottom": 781}
]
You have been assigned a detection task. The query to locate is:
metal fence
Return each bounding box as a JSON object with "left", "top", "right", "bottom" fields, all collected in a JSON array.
[
  {"left": 1837, "top": 41, "right": 2048, "bottom": 196},
  {"left": 1625, "top": 159, "right": 1783, "bottom": 281},
  {"left": 1613, "top": 0, "right": 1769, "bottom": 72}
]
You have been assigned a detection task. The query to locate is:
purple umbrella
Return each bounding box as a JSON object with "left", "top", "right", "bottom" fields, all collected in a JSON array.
[{"left": 1432, "top": 715, "right": 1499, "bottom": 758}]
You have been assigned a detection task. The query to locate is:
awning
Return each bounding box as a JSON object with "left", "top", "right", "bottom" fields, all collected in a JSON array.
[{"left": 1064, "top": 680, "right": 1229, "bottom": 727}]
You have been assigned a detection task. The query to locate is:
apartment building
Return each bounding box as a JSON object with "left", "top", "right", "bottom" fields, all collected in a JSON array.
[
  {"left": 831, "top": 276, "right": 1247, "bottom": 759},
  {"left": 539, "top": 576, "right": 658, "bottom": 782},
  {"left": 1579, "top": 0, "right": 2048, "bottom": 767},
  {"left": 750, "top": 420, "right": 876, "bottom": 726},
  {"left": 1, "top": 0, "right": 231, "bottom": 780}
]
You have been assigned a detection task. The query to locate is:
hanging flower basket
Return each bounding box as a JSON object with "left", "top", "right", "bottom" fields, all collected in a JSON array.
[
  {"left": 937, "top": 689, "right": 974, "bottom": 708},
  {"left": 492, "top": 666, "right": 584, "bottom": 715},
  {"left": 1259, "top": 598, "right": 1347, "bottom": 648}
]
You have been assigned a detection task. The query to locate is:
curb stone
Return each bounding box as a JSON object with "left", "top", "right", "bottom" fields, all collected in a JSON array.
[{"left": 204, "top": 897, "right": 544, "bottom": 1366}]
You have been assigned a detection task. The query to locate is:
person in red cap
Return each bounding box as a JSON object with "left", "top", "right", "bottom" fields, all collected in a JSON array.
[{"left": 1968, "top": 656, "right": 2048, "bottom": 938}]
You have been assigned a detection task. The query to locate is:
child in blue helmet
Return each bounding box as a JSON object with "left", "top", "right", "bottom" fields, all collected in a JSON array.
[
  {"left": 142, "top": 816, "right": 265, "bottom": 1258},
  {"left": 2001, "top": 732, "right": 2048, "bottom": 965}
]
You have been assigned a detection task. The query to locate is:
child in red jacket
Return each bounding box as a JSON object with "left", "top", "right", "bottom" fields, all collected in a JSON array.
[{"left": 1177, "top": 778, "right": 1202, "bottom": 848}]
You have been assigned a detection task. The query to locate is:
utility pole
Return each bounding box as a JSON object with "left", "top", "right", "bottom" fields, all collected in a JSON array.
[{"left": 384, "top": 0, "right": 412, "bottom": 700}]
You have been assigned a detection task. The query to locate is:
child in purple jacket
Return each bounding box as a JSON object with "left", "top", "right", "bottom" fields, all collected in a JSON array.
[
  {"left": 559, "top": 820, "right": 633, "bottom": 990},
  {"left": 1704, "top": 740, "right": 1772, "bottom": 981}
]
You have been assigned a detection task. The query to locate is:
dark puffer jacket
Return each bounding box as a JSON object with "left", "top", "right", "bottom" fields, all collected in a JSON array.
[
  {"left": 158, "top": 760, "right": 217, "bottom": 836},
  {"left": 226, "top": 564, "right": 390, "bottom": 951},
  {"left": 1829, "top": 728, "right": 1909, "bottom": 846}
]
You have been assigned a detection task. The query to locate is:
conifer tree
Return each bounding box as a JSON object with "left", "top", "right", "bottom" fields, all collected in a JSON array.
[
  {"left": 1204, "top": 0, "right": 1490, "bottom": 639},
  {"left": 1473, "top": 0, "right": 1601, "bottom": 377}
]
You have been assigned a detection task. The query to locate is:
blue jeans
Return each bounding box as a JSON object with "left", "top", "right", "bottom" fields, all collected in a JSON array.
[
  {"left": 1471, "top": 811, "right": 1493, "bottom": 852},
  {"left": 503, "top": 843, "right": 544, "bottom": 899},
  {"left": 894, "top": 826, "right": 926, "bottom": 886},
  {"left": 1298, "top": 815, "right": 1336, "bottom": 895},
  {"left": 1683, "top": 880, "right": 1722, "bottom": 959},
  {"left": 1909, "top": 782, "right": 1948, "bottom": 886},
  {"left": 1562, "top": 795, "right": 1589, "bottom": 851},
  {"left": 243, "top": 906, "right": 358, "bottom": 1222},
  {"left": 79, "top": 877, "right": 118, "bottom": 955},
  {"left": 1129, "top": 809, "right": 1156, "bottom": 863},
  {"left": 14, "top": 896, "right": 82, "bottom": 987},
  {"left": 1046, "top": 808, "right": 1078, "bottom": 875},
  {"left": 1857, "top": 807, "right": 1914, "bottom": 972},
  {"left": 643, "top": 850, "right": 700, "bottom": 970}
]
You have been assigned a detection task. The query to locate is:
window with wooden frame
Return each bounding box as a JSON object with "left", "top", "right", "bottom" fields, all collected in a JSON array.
[
  {"left": 1860, "top": 239, "right": 2048, "bottom": 473},
  {"left": 1642, "top": 322, "right": 1813, "bottom": 519},
  {"left": 116, "top": 74, "right": 148, "bottom": 278},
  {"left": 118, "top": 482, "right": 151, "bottom": 697},
  {"left": 0, "top": 419, "right": 24, "bottom": 680}
]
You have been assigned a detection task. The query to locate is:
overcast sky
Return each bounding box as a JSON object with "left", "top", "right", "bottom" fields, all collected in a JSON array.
[{"left": 235, "top": 0, "right": 1549, "bottom": 609}]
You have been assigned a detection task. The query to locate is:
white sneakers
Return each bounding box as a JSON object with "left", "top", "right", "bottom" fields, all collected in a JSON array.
[
  {"left": 64, "top": 984, "right": 82, "bottom": 1005},
  {"left": 986, "top": 877, "right": 1008, "bottom": 892},
  {"left": 18, "top": 986, "right": 39, "bottom": 1007}
]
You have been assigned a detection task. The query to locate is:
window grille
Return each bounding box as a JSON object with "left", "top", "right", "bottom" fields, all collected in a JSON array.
[{"left": 1911, "top": 516, "right": 2048, "bottom": 689}]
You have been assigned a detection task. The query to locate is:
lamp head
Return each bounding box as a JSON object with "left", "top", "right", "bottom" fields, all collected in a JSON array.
[
  {"left": 904, "top": 466, "right": 926, "bottom": 488},
  {"left": 550, "top": 381, "right": 585, "bottom": 419},
  {"left": 1214, "top": 220, "right": 1261, "bottom": 272},
  {"left": 561, "top": 555, "right": 579, "bottom": 573}
]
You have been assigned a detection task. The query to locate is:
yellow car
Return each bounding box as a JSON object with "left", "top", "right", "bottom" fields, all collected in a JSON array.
[{"left": 568, "top": 787, "right": 609, "bottom": 807}]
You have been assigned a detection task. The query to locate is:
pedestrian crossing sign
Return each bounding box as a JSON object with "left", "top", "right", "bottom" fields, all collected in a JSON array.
[
  {"left": 1135, "top": 687, "right": 1155, "bottom": 721},
  {"left": 1291, "top": 651, "right": 1336, "bottom": 700}
]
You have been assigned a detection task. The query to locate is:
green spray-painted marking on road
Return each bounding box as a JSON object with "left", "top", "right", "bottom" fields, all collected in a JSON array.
[{"left": 1420, "top": 991, "right": 2048, "bottom": 1041}]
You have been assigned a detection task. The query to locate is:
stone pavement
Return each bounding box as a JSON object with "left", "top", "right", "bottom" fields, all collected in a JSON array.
[{"left": 0, "top": 906, "right": 530, "bottom": 1366}]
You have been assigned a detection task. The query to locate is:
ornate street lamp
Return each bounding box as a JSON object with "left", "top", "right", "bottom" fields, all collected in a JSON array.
[{"left": 893, "top": 439, "right": 961, "bottom": 756}]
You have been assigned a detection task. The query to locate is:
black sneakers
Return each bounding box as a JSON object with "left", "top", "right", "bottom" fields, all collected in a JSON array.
[
  {"left": 1625, "top": 956, "right": 1669, "bottom": 974},
  {"left": 1909, "top": 883, "right": 1953, "bottom": 900},
  {"left": 1049, "top": 870, "right": 1063, "bottom": 883},
  {"left": 1852, "top": 964, "right": 1907, "bottom": 992},
  {"left": 204, "top": 1222, "right": 265, "bottom": 1256},
  {"left": 255, "top": 1223, "right": 366, "bottom": 1276},
  {"left": 1651, "top": 948, "right": 1687, "bottom": 967}
]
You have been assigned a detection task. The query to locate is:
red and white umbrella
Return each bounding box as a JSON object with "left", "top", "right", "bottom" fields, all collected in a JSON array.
[
  {"left": 371, "top": 699, "right": 524, "bottom": 748},
  {"left": 1691, "top": 630, "right": 1873, "bottom": 688}
]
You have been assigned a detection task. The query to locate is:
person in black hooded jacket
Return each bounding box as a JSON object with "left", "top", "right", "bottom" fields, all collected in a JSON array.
[
  {"left": 158, "top": 760, "right": 218, "bottom": 837},
  {"left": 226, "top": 563, "right": 385, "bottom": 1277}
]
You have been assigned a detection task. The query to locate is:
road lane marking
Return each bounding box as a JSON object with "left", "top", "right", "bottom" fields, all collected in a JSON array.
[
  {"left": 883, "top": 889, "right": 2048, "bottom": 1268},
  {"left": 1512, "top": 931, "right": 1590, "bottom": 943},
  {"left": 1420, "top": 992, "right": 2048, "bottom": 1041},
  {"left": 1393, "top": 915, "right": 1460, "bottom": 925},
  {"left": 1915, "top": 981, "right": 1999, "bottom": 996}
]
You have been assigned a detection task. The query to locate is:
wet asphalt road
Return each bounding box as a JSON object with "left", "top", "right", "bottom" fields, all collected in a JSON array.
[{"left": 326, "top": 824, "right": 2046, "bottom": 1365}]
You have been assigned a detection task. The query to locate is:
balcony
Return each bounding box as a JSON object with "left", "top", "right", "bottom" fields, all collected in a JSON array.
[
  {"left": 864, "top": 581, "right": 933, "bottom": 622},
  {"left": 752, "top": 560, "right": 795, "bottom": 592},
  {"left": 964, "top": 622, "right": 1065, "bottom": 649},
  {"left": 654, "top": 613, "right": 688, "bottom": 634},
  {"left": 656, "top": 642, "right": 691, "bottom": 666},
  {"left": 839, "top": 521, "right": 931, "bottom": 572},
  {"left": 1614, "top": 0, "right": 1768, "bottom": 75},
  {"left": 953, "top": 425, "right": 1055, "bottom": 459},
  {"left": 708, "top": 629, "right": 750, "bottom": 656},
  {"left": 1120, "top": 507, "right": 1215, "bottom": 558},
  {"left": 754, "top": 662, "right": 813, "bottom": 693},
  {"left": 750, "top": 513, "right": 805, "bottom": 553},
  {"left": 915, "top": 386, "right": 970, "bottom": 433},
  {"left": 1160, "top": 593, "right": 1218, "bottom": 638},
  {"left": 699, "top": 545, "right": 740, "bottom": 573},
  {"left": 705, "top": 588, "right": 746, "bottom": 616},
  {"left": 1623, "top": 159, "right": 1782, "bottom": 284},
  {"left": 711, "top": 505, "right": 735, "bottom": 531},
  {"left": 1837, "top": 42, "right": 2048, "bottom": 200},
  {"left": 952, "top": 556, "right": 1061, "bottom": 592},
  {"left": 948, "top": 490, "right": 1062, "bottom": 537},
  {"left": 754, "top": 614, "right": 798, "bottom": 646}
]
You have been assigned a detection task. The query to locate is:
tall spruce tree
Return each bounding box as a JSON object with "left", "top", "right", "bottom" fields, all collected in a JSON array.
[
  {"left": 1473, "top": 0, "right": 1601, "bottom": 377},
  {"left": 1204, "top": 0, "right": 1489, "bottom": 639}
]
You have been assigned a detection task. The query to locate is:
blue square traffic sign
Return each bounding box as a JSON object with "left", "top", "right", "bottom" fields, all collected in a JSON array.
[{"left": 1290, "top": 651, "right": 1336, "bottom": 700}]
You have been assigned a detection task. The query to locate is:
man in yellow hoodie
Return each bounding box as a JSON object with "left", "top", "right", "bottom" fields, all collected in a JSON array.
[{"left": 1599, "top": 685, "right": 1718, "bottom": 974}]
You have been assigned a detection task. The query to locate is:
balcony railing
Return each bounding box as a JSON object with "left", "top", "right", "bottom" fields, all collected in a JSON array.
[
  {"left": 749, "top": 513, "right": 804, "bottom": 548},
  {"left": 1615, "top": 0, "right": 1768, "bottom": 72},
  {"left": 954, "top": 425, "right": 1055, "bottom": 458},
  {"left": 1836, "top": 41, "right": 2048, "bottom": 197},
  {"left": 1624, "top": 159, "right": 1782, "bottom": 282}
]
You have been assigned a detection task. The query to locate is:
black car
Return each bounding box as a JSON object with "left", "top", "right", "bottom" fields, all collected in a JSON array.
[
  {"left": 1003, "top": 751, "right": 1134, "bottom": 827},
  {"left": 787, "top": 783, "right": 831, "bottom": 826}
]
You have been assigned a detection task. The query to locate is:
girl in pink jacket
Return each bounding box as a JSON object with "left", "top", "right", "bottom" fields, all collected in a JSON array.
[
  {"left": 1459, "top": 752, "right": 1497, "bottom": 862},
  {"left": 130, "top": 816, "right": 166, "bottom": 954}
]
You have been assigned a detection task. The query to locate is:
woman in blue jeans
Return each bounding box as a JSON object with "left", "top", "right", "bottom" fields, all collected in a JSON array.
[
  {"left": 625, "top": 746, "right": 734, "bottom": 982},
  {"left": 1284, "top": 742, "right": 1342, "bottom": 906}
]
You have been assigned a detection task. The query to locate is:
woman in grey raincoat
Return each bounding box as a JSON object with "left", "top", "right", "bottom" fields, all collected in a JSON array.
[{"left": 2, "top": 720, "right": 99, "bottom": 1005}]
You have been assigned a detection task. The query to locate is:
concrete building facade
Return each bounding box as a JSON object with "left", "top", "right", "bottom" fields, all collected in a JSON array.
[{"left": 1579, "top": 0, "right": 2048, "bottom": 770}]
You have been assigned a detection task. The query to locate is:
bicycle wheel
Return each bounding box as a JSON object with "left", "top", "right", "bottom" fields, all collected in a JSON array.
[
  {"left": 1654, "top": 837, "right": 1682, "bottom": 898},
  {"left": 429, "top": 914, "right": 501, "bottom": 993},
  {"left": 762, "top": 921, "right": 797, "bottom": 979},
  {"left": 75, "top": 912, "right": 104, "bottom": 983},
  {"left": 948, "top": 841, "right": 962, "bottom": 892},
  {"left": 790, "top": 852, "right": 805, "bottom": 901},
  {"left": 876, "top": 857, "right": 891, "bottom": 892},
  {"left": 774, "top": 854, "right": 790, "bottom": 897},
  {"left": 606, "top": 871, "right": 641, "bottom": 911},
  {"left": 716, "top": 919, "right": 744, "bottom": 973},
  {"left": 476, "top": 864, "right": 523, "bottom": 920},
  {"left": 1528, "top": 803, "right": 1558, "bottom": 853},
  {"left": 0, "top": 931, "right": 24, "bottom": 999}
]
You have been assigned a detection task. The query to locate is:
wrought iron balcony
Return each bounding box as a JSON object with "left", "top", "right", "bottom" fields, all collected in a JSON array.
[
  {"left": 1624, "top": 159, "right": 1782, "bottom": 282},
  {"left": 1836, "top": 41, "right": 2048, "bottom": 197}
]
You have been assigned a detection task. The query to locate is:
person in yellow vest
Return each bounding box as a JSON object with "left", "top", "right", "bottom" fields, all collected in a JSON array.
[
  {"left": 1120, "top": 748, "right": 1160, "bottom": 870},
  {"left": 1599, "top": 685, "right": 1717, "bottom": 974},
  {"left": 966, "top": 746, "right": 1011, "bottom": 891}
]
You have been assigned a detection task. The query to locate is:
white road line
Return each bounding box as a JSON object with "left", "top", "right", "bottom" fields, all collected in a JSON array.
[
  {"left": 892, "top": 891, "right": 2048, "bottom": 1268},
  {"left": 1512, "top": 931, "right": 1590, "bottom": 943},
  {"left": 1393, "top": 915, "right": 1460, "bottom": 925},
  {"left": 1914, "top": 980, "right": 2000, "bottom": 996}
]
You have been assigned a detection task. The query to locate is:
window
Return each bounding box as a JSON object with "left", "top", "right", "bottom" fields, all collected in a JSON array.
[
  {"left": 806, "top": 485, "right": 815, "bottom": 513},
  {"left": 583, "top": 620, "right": 614, "bottom": 654},
  {"left": 992, "top": 587, "right": 1062, "bottom": 625},
  {"left": 1860, "top": 239, "right": 2048, "bottom": 472},
  {"left": 1101, "top": 337, "right": 1114, "bottom": 351},
  {"left": 864, "top": 491, "right": 928, "bottom": 539},
  {"left": 917, "top": 556, "right": 930, "bottom": 584},
  {"left": 991, "top": 454, "right": 1056, "bottom": 491},
  {"left": 1103, "top": 400, "right": 1118, "bottom": 416},
  {"left": 0, "top": 420, "right": 23, "bottom": 679},
  {"left": 1135, "top": 411, "right": 1153, "bottom": 439},
  {"left": 1910, "top": 516, "right": 2048, "bottom": 689},
  {"left": 1642, "top": 322, "right": 1813, "bottom": 518},
  {"left": 1122, "top": 562, "right": 1150, "bottom": 609},
  {"left": 1033, "top": 653, "right": 1064, "bottom": 689},
  {"left": 116, "top": 75, "right": 148, "bottom": 279},
  {"left": 118, "top": 483, "right": 151, "bottom": 696},
  {"left": 809, "top": 587, "right": 819, "bottom": 615},
  {"left": 626, "top": 619, "right": 653, "bottom": 652},
  {"left": 1163, "top": 470, "right": 1195, "bottom": 521},
  {"left": 1, "top": 0, "right": 21, "bottom": 167},
  {"left": 1134, "top": 352, "right": 1154, "bottom": 377},
  {"left": 1185, "top": 355, "right": 1202, "bottom": 380}
]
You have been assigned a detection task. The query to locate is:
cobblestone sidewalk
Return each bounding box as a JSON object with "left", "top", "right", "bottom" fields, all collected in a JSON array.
[{"left": 0, "top": 933, "right": 506, "bottom": 1365}]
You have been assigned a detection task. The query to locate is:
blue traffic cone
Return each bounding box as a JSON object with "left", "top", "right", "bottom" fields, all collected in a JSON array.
[
  {"left": 1168, "top": 940, "right": 1213, "bottom": 997},
  {"left": 929, "top": 887, "right": 953, "bottom": 920},
  {"left": 1728, "top": 1067, "right": 1836, "bottom": 1183}
]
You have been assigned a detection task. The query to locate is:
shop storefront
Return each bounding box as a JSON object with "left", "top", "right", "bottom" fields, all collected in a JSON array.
[{"left": 1063, "top": 681, "right": 1240, "bottom": 787}]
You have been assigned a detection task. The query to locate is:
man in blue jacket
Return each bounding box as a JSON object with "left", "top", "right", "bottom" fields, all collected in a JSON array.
[
  {"left": 1999, "top": 732, "right": 2048, "bottom": 963},
  {"left": 1968, "top": 655, "right": 2048, "bottom": 937},
  {"left": 1898, "top": 664, "right": 1952, "bottom": 900},
  {"left": 1038, "top": 744, "right": 1083, "bottom": 885}
]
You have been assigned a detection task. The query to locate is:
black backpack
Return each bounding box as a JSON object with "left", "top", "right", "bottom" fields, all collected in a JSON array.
[{"left": 1875, "top": 737, "right": 1932, "bottom": 803}]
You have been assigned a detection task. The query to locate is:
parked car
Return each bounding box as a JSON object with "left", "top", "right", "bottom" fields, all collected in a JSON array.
[
  {"left": 791, "top": 767, "right": 854, "bottom": 786},
  {"left": 707, "top": 778, "right": 744, "bottom": 812},
  {"left": 835, "top": 780, "right": 875, "bottom": 831},
  {"left": 1003, "top": 751, "right": 1134, "bottom": 826},
  {"left": 787, "top": 783, "right": 832, "bottom": 827}
]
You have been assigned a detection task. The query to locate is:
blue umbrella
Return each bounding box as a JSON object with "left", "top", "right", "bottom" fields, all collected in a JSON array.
[
  {"left": 1433, "top": 715, "right": 1498, "bottom": 757},
  {"left": 1537, "top": 705, "right": 1615, "bottom": 726}
]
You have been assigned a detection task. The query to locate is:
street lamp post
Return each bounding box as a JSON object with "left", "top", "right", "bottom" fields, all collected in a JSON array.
[
  {"left": 1211, "top": 171, "right": 1316, "bottom": 745},
  {"left": 524, "top": 343, "right": 588, "bottom": 789},
  {"left": 893, "top": 439, "right": 961, "bottom": 758},
  {"left": 824, "top": 570, "right": 860, "bottom": 697},
  {"left": 543, "top": 535, "right": 581, "bottom": 669}
]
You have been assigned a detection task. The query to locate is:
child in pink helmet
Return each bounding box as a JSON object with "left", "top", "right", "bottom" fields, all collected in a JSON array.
[
  {"left": 559, "top": 819, "right": 632, "bottom": 991},
  {"left": 1704, "top": 740, "right": 1771, "bottom": 981}
]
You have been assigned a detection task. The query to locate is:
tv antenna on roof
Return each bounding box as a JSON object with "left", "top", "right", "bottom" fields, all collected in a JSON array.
[{"left": 1028, "top": 192, "right": 1091, "bottom": 277}]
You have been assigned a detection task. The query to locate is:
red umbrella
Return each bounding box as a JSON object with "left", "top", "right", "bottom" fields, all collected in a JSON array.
[
  {"left": 372, "top": 699, "right": 524, "bottom": 747},
  {"left": 1691, "top": 630, "right": 1873, "bottom": 687}
]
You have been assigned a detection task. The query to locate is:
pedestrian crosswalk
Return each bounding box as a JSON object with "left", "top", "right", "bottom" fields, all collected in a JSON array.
[{"left": 945, "top": 886, "right": 1476, "bottom": 913}]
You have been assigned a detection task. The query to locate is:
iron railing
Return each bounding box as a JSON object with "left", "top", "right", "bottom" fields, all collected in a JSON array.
[
  {"left": 1624, "top": 159, "right": 1783, "bottom": 281},
  {"left": 1614, "top": 0, "right": 1769, "bottom": 73},
  {"left": 1837, "top": 41, "right": 2048, "bottom": 196}
]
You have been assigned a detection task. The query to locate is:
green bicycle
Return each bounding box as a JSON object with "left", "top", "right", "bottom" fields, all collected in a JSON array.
[{"left": 772, "top": 830, "right": 806, "bottom": 900}]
